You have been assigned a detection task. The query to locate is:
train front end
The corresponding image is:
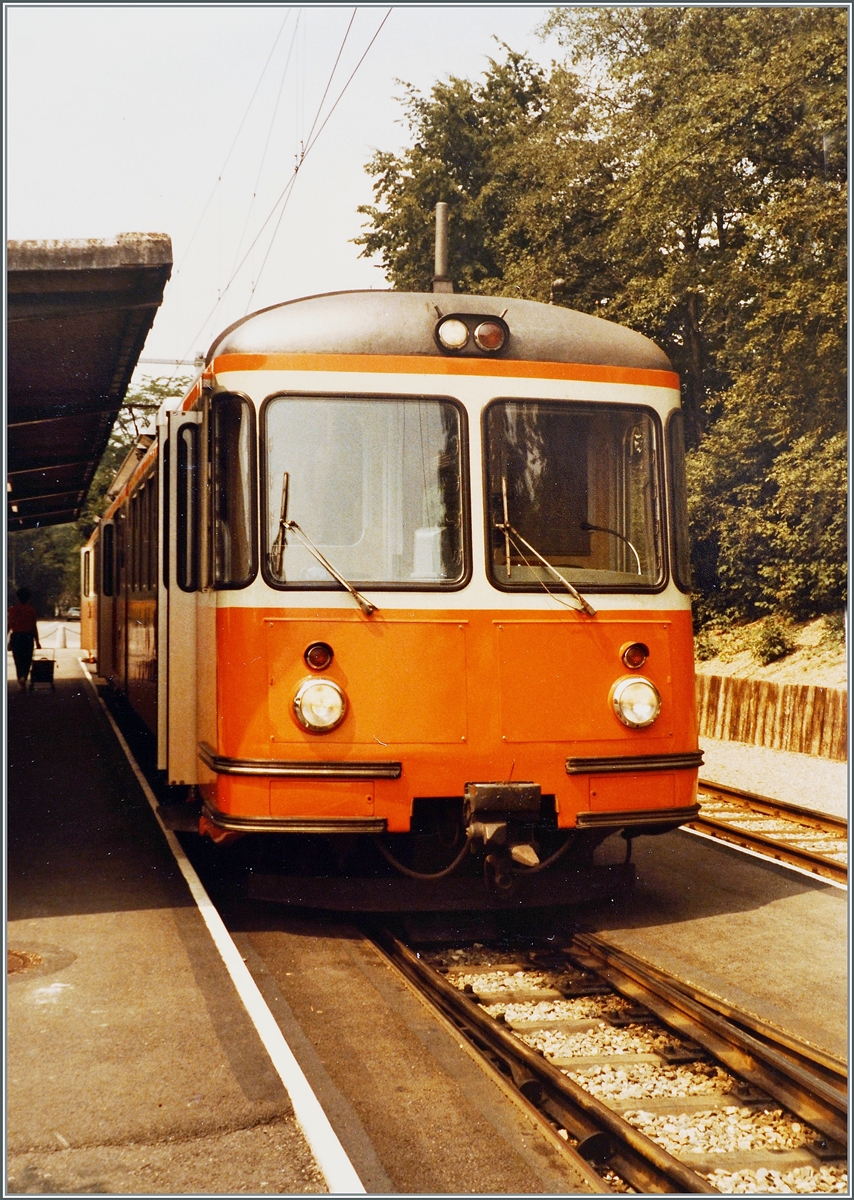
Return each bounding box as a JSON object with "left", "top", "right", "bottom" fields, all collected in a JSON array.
[{"left": 169, "top": 291, "right": 700, "bottom": 901}]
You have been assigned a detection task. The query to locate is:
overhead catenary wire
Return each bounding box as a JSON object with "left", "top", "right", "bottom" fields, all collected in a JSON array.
[
  {"left": 244, "top": 7, "right": 359, "bottom": 313},
  {"left": 181, "top": 7, "right": 393, "bottom": 361},
  {"left": 229, "top": 10, "right": 304, "bottom": 283},
  {"left": 176, "top": 9, "right": 295, "bottom": 278}
]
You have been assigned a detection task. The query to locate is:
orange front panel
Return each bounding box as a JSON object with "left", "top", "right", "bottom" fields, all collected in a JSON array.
[
  {"left": 270, "top": 781, "right": 374, "bottom": 818},
  {"left": 495, "top": 619, "right": 674, "bottom": 744},
  {"left": 266, "top": 618, "right": 468, "bottom": 745},
  {"left": 215, "top": 775, "right": 270, "bottom": 817},
  {"left": 215, "top": 605, "right": 698, "bottom": 831},
  {"left": 588, "top": 772, "right": 676, "bottom": 811}
]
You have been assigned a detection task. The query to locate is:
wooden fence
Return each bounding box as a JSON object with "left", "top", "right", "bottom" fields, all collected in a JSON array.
[{"left": 695, "top": 674, "right": 848, "bottom": 762}]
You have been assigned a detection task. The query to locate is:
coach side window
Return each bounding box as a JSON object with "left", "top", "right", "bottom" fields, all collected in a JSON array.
[
  {"left": 148, "top": 474, "right": 158, "bottom": 591},
  {"left": 102, "top": 523, "right": 115, "bottom": 596},
  {"left": 176, "top": 424, "right": 200, "bottom": 592},
  {"left": 667, "top": 410, "right": 692, "bottom": 593},
  {"left": 212, "top": 393, "right": 257, "bottom": 588}
]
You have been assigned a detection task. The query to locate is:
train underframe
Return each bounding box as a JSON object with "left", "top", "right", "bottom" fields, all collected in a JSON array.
[{"left": 160, "top": 777, "right": 697, "bottom": 911}]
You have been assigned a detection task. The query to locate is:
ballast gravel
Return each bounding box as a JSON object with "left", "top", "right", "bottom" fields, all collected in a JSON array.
[
  {"left": 519, "top": 1023, "right": 682, "bottom": 1058},
  {"left": 429, "top": 947, "right": 848, "bottom": 1195},
  {"left": 446, "top": 968, "right": 578, "bottom": 993},
  {"left": 484, "top": 995, "right": 633, "bottom": 1023},
  {"left": 432, "top": 945, "right": 526, "bottom": 968},
  {"left": 624, "top": 1107, "right": 817, "bottom": 1155},
  {"left": 704, "top": 1165, "right": 849, "bottom": 1194},
  {"left": 569, "top": 1061, "right": 739, "bottom": 1100}
]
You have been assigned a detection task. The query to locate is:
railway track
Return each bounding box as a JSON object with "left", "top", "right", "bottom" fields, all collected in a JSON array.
[
  {"left": 687, "top": 781, "right": 847, "bottom": 886},
  {"left": 373, "top": 929, "right": 848, "bottom": 1194}
]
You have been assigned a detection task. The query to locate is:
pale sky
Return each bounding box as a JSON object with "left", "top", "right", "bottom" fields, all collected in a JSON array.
[{"left": 5, "top": 4, "right": 561, "bottom": 380}]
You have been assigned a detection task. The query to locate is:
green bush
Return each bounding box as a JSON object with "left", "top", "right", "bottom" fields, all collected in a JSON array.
[
  {"left": 694, "top": 629, "right": 722, "bottom": 661},
  {"left": 750, "top": 619, "right": 796, "bottom": 665}
]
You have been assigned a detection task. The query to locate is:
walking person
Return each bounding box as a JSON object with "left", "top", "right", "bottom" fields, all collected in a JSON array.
[{"left": 7, "top": 587, "right": 41, "bottom": 691}]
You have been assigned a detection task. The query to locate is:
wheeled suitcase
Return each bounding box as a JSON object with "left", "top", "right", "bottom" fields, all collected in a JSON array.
[{"left": 29, "top": 650, "right": 56, "bottom": 692}]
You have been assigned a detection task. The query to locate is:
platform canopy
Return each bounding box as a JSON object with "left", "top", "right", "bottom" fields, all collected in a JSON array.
[{"left": 7, "top": 233, "right": 173, "bottom": 530}]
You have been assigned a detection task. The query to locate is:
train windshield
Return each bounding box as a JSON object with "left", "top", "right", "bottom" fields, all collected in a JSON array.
[
  {"left": 264, "top": 395, "right": 465, "bottom": 587},
  {"left": 484, "top": 400, "right": 664, "bottom": 591}
]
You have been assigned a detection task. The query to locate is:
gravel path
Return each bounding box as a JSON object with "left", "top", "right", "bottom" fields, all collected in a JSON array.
[{"left": 700, "top": 737, "right": 848, "bottom": 819}]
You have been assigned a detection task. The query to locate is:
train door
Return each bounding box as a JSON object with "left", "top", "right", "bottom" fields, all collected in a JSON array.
[
  {"left": 98, "top": 519, "right": 116, "bottom": 678},
  {"left": 113, "top": 508, "right": 129, "bottom": 690},
  {"left": 159, "top": 409, "right": 202, "bottom": 784},
  {"left": 80, "top": 544, "right": 97, "bottom": 659}
]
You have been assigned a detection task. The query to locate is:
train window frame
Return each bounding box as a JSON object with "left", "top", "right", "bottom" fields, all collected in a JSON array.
[
  {"left": 481, "top": 397, "right": 668, "bottom": 595},
  {"left": 130, "top": 489, "right": 141, "bottom": 593},
  {"left": 82, "top": 548, "right": 91, "bottom": 598},
  {"left": 210, "top": 390, "right": 258, "bottom": 590},
  {"left": 149, "top": 471, "right": 158, "bottom": 592},
  {"left": 162, "top": 437, "right": 170, "bottom": 590},
  {"left": 142, "top": 480, "right": 150, "bottom": 591},
  {"left": 666, "top": 409, "right": 692, "bottom": 594},
  {"left": 102, "top": 521, "right": 115, "bottom": 596},
  {"left": 259, "top": 390, "right": 472, "bottom": 593},
  {"left": 176, "top": 422, "right": 201, "bottom": 593}
]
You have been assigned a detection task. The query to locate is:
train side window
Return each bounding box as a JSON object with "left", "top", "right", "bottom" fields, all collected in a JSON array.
[
  {"left": 177, "top": 424, "right": 200, "bottom": 592},
  {"left": 162, "top": 438, "right": 170, "bottom": 589},
  {"left": 140, "top": 484, "right": 149, "bottom": 591},
  {"left": 212, "top": 393, "right": 257, "bottom": 588},
  {"left": 148, "top": 474, "right": 158, "bottom": 591},
  {"left": 102, "top": 523, "right": 115, "bottom": 596},
  {"left": 130, "top": 492, "right": 139, "bottom": 592},
  {"left": 667, "top": 410, "right": 692, "bottom": 593}
]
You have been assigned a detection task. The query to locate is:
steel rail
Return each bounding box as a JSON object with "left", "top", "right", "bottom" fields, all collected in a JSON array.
[
  {"left": 698, "top": 781, "right": 848, "bottom": 835},
  {"left": 570, "top": 933, "right": 847, "bottom": 1150},
  {"left": 573, "top": 933, "right": 846, "bottom": 1085},
  {"left": 374, "top": 928, "right": 719, "bottom": 1194},
  {"left": 688, "top": 780, "right": 847, "bottom": 885}
]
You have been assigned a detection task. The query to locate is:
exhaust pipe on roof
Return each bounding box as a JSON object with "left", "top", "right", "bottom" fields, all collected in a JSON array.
[{"left": 432, "top": 202, "right": 454, "bottom": 294}]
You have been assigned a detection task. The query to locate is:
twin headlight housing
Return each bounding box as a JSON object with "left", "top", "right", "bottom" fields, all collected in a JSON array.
[{"left": 292, "top": 672, "right": 660, "bottom": 734}]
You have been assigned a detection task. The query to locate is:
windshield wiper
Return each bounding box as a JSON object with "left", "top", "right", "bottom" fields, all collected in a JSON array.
[
  {"left": 270, "top": 471, "right": 377, "bottom": 617},
  {"left": 581, "top": 521, "right": 642, "bottom": 575},
  {"left": 494, "top": 514, "right": 596, "bottom": 616}
]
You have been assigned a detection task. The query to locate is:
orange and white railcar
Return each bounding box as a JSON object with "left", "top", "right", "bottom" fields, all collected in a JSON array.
[{"left": 84, "top": 290, "right": 702, "bottom": 895}]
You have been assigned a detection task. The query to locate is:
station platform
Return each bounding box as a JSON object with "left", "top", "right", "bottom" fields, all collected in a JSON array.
[{"left": 6, "top": 649, "right": 325, "bottom": 1195}]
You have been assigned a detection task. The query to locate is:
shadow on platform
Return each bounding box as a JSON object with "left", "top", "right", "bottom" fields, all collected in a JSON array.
[{"left": 7, "top": 659, "right": 191, "bottom": 921}]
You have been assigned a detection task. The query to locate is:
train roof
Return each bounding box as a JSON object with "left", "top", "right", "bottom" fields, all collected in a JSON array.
[{"left": 207, "top": 290, "right": 672, "bottom": 372}]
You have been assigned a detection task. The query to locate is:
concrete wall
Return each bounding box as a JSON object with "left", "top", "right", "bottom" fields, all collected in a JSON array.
[{"left": 696, "top": 674, "right": 848, "bottom": 762}]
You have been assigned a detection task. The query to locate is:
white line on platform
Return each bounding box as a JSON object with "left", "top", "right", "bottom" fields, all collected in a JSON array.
[
  {"left": 682, "top": 825, "right": 847, "bottom": 891},
  {"left": 79, "top": 659, "right": 366, "bottom": 1194}
]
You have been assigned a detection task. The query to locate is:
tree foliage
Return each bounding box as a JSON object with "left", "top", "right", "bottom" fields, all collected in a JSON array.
[
  {"left": 357, "top": 8, "right": 847, "bottom": 624},
  {"left": 7, "top": 377, "right": 189, "bottom": 617}
]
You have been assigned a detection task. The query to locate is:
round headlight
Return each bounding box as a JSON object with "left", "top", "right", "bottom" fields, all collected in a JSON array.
[
  {"left": 612, "top": 676, "right": 661, "bottom": 729},
  {"left": 436, "top": 317, "right": 469, "bottom": 350},
  {"left": 294, "top": 678, "right": 346, "bottom": 732}
]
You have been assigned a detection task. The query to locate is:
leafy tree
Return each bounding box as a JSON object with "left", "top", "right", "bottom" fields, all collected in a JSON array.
[
  {"left": 543, "top": 6, "right": 846, "bottom": 449},
  {"left": 357, "top": 8, "right": 847, "bottom": 624},
  {"left": 7, "top": 377, "right": 189, "bottom": 617},
  {"left": 355, "top": 46, "right": 549, "bottom": 293}
]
